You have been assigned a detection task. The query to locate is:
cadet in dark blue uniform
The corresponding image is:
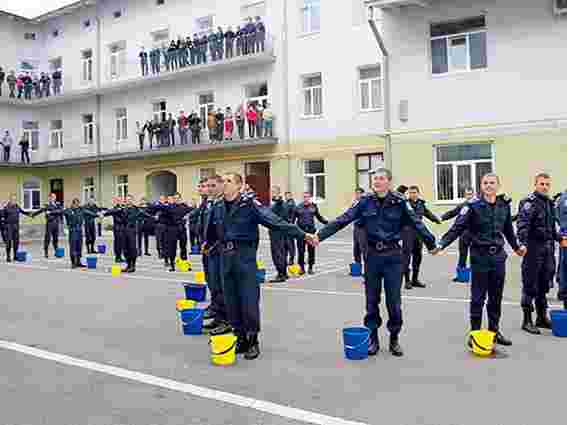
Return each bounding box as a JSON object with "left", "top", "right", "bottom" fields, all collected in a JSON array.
[
  {"left": 107, "top": 197, "right": 126, "bottom": 263},
  {"left": 83, "top": 197, "right": 101, "bottom": 254},
  {"left": 201, "top": 175, "right": 231, "bottom": 335},
  {"left": 269, "top": 186, "right": 290, "bottom": 282},
  {"left": 173, "top": 193, "right": 189, "bottom": 261},
  {"left": 32, "top": 193, "right": 63, "bottom": 258},
  {"left": 316, "top": 168, "right": 436, "bottom": 357},
  {"left": 440, "top": 188, "right": 475, "bottom": 282},
  {"left": 293, "top": 192, "right": 328, "bottom": 275},
  {"left": 401, "top": 186, "right": 441, "bottom": 289},
  {"left": 1, "top": 195, "right": 33, "bottom": 262},
  {"left": 284, "top": 192, "right": 296, "bottom": 265},
  {"left": 352, "top": 188, "right": 368, "bottom": 266},
  {"left": 436, "top": 173, "right": 526, "bottom": 347},
  {"left": 213, "top": 173, "right": 313, "bottom": 360},
  {"left": 137, "top": 198, "right": 154, "bottom": 257},
  {"left": 62, "top": 198, "right": 99, "bottom": 268},
  {"left": 154, "top": 195, "right": 168, "bottom": 260},
  {"left": 0, "top": 205, "right": 6, "bottom": 247},
  {"left": 556, "top": 190, "right": 567, "bottom": 310},
  {"left": 120, "top": 195, "right": 149, "bottom": 273},
  {"left": 516, "top": 173, "right": 560, "bottom": 334}
]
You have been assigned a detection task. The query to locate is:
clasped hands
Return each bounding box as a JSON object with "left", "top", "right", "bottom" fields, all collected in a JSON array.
[{"left": 305, "top": 233, "right": 320, "bottom": 247}]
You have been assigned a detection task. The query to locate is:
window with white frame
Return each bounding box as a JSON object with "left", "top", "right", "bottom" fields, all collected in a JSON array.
[
  {"left": 430, "top": 16, "right": 487, "bottom": 75},
  {"left": 304, "top": 159, "right": 326, "bottom": 201},
  {"left": 83, "top": 177, "right": 96, "bottom": 203},
  {"left": 115, "top": 175, "right": 129, "bottom": 198},
  {"left": 241, "top": 1, "right": 266, "bottom": 21},
  {"left": 115, "top": 108, "right": 128, "bottom": 142},
  {"left": 302, "top": 74, "right": 322, "bottom": 117},
  {"left": 199, "top": 168, "right": 216, "bottom": 180},
  {"left": 82, "top": 49, "right": 93, "bottom": 83},
  {"left": 22, "top": 121, "right": 39, "bottom": 152},
  {"left": 50, "top": 120, "right": 63, "bottom": 149},
  {"left": 22, "top": 179, "right": 41, "bottom": 211},
  {"left": 435, "top": 144, "right": 493, "bottom": 202},
  {"left": 49, "top": 57, "right": 62, "bottom": 73},
  {"left": 195, "top": 15, "right": 215, "bottom": 33},
  {"left": 356, "top": 153, "right": 384, "bottom": 192},
  {"left": 151, "top": 29, "right": 170, "bottom": 48},
  {"left": 24, "top": 32, "right": 36, "bottom": 40},
  {"left": 152, "top": 100, "right": 168, "bottom": 123},
  {"left": 245, "top": 82, "right": 268, "bottom": 108},
  {"left": 83, "top": 114, "right": 94, "bottom": 145},
  {"left": 109, "top": 42, "right": 126, "bottom": 79},
  {"left": 301, "top": 0, "right": 320, "bottom": 34},
  {"left": 198, "top": 93, "right": 215, "bottom": 129},
  {"left": 359, "top": 66, "right": 382, "bottom": 111}
]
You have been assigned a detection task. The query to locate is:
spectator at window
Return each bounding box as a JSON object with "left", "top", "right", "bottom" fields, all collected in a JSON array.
[
  {"left": 168, "top": 40, "right": 178, "bottom": 71},
  {"left": 16, "top": 75, "right": 24, "bottom": 99},
  {"left": 136, "top": 121, "right": 146, "bottom": 150},
  {"left": 19, "top": 136, "right": 30, "bottom": 164},
  {"left": 199, "top": 33, "right": 208, "bottom": 64},
  {"left": 216, "top": 26, "right": 224, "bottom": 60},
  {"left": 255, "top": 16, "right": 266, "bottom": 52},
  {"left": 151, "top": 117, "right": 160, "bottom": 148},
  {"left": 225, "top": 26, "right": 236, "bottom": 59},
  {"left": 191, "top": 34, "right": 200, "bottom": 65},
  {"left": 7, "top": 71, "right": 16, "bottom": 98},
  {"left": 256, "top": 103, "right": 264, "bottom": 138},
  {"left": 189, "top": 111, "right": 201, "bottom": 144},
  {"left": 166, "top": 113, "right": 176, "bottom": 146},
  {"left": 52, "top": 69, "right": 62, "bottom": 95},
  {"left": 235, "top": 26, "right": 244, "bottom": 56},
  {"left": 235, "top": 107, "right": 245, "bottom": 139},
  {"left": 178, "top": 110, "right": 189, "bottom": 145},
  {"left": 246, "top": 104, "right": 257, "bottom": 138},
  {"left": 208, "top": 30, "right": 217, "bottom": 62},
  {"left": 40, "top": 72, "right": 51, "bottom": 97},
  {"left": 263, "top": 102, "right": 274, "bottom": 137},
  {"left": 0, "top": 67, "right": 5, "bottom": 97},
  {"left": 1, "top": 130, "right": 13, "bottom": 162},
  {"left": 139, "top": 47, "right": 149, "bottom": 76},
  {"left": 159, "top": 118, "right": 169, "bottom": 147},
  {"left": 215, "top": 108, "right": 224, "bottom": 142},
  {"left": 244, "top": 16, "right": 257, "bottom": 55},
  {"left": 207, "top": 110, "right": 216, "bottom": 142},
  {"left": 23, "top": 73, "right": 33, "bottom": 100},
  {"left": 33, "top": 75, "right": 41, "bottom": 98},
  {"left": 224, "top": 106, "right": 234, "bottom": 141}
]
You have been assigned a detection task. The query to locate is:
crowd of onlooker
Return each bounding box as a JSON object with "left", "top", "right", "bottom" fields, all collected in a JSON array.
[
  {"left": 0, "top": 67, "right": 63, "bottom": 101},
  {"left": 135, "top": 101, "right": 274, "bottom": 150},
  {"left": 1, "top": 130, "right": 31, "bottom": 164},
  {"left": 139, "top": 16, "right": 266, "bottom": 77}
]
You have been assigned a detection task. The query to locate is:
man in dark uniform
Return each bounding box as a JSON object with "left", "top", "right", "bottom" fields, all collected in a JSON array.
[
  {"left": 352, "top": 188, "right": 367, "bottom": 265},
  {"left": 315, "top": 169, "right": 436, "bottom": 357},
  {"left": 441, "top": 188, "right": 475, "bottom": 282},
  {"left": 174, "top": 193, "right": 189, "bottom": 261},
  {"left": 188, "top": 198, "right": 200, "bottom": 249},
  {"left": 201, "top": 175, "right": 231, "bottom": 335},
  {"left": 137, "top": 198, "right": 154, "bottom": 257},
  {"left": 293, "top": 192, "right": 328, "bottom": 275},
  {"left": 154, "top": 195, "right": 167, "bottom": 259},
  {"left": 83, "top": 197, "right": 101, "bottom": 254},
  {"left": 516, "top": 173, "right": 561, "bottom": 334},
  {"left": 62, "top": 198, "right": 99, "bottom": 268},
  {"left": 557, "top": 190, "right": 567, "bottom": 310},
  {"left": 139, "top": 47, "right": 149, "bottom": 76},
  {"left": 0, "top": 203, "right": 6, "bottom": 246},
  {"left": 32, "top": 193, "right": 63, "bottom": 258},
  {"left": 2, "top": 195, "right": 33, "bottom": 262},
  {"left": 435, "top": 173, "right": 526, "bottom": 348},
  {"left": 284, "top": 191, "right": 296, "bottom": 265},
  {"left": 105, "top": 197, "right": 126, "bottom": 263},
  {"left": 401, "top": 186, "right": 441, "bottom": 289},
  {"left": 213, "top": 172, "right": 314, "bottom": 360},
  {"left": 268, "top": 186, "right": 289, "bottom": 282},
  {"left": 121, "top": 195, "right": 148, "bottom": 273}
]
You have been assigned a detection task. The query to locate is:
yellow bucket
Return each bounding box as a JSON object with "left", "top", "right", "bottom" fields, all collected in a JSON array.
[
  {"left": 178, "top": 260, "right": 192, "bottom": 273},
  {"left": 257, "top": 260, "right": 265, "bottom": 269},
  {"left": 111, "top": 265, "right": 122, "bottom": 277},
  {"left": 469, "top": 330, "right": 495, "bottom": 357},
  {"left": 288, "top": 264, "right": 300, "bottom": 276},
  {"left": 210, "top": 333, "right": 237, "bottom": 366},
  {"left": 176, "top": 299, "right": 197, "bottom": 311},
  {"left": 195, "top": 271, "right": 206, "bottom": 284}
]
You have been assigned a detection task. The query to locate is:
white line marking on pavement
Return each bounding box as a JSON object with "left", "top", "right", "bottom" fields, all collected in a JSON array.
[{"left": 0, "top": 340, "right": 369, "bottom": 425}]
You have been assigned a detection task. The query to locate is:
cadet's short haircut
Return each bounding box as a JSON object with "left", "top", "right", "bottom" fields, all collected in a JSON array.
[
  {"left": 355, "top": 188, "right": 365, "bottom": 194},
  {"left": 371, "top": 167, "right": 392, "bottom": 181},
  {"left": 396, "top": 185, "right": 408, "bottom": 194},
  {"left": 481, "top": 173, "right": 500, "bottom": 184},
  {"left": 285, "top": 191, "right": 292, "bottom": 196},
  {"left": 199, "top": 178, "right": 207, "bottom": 184},
  {"left": 408, "top": 185, "right": 420, "bottom": 192},
  {"left": 535, "top": 173, "right": 551, "bottom": 182}
]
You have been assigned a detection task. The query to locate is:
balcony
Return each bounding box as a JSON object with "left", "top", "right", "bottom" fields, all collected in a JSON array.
[
  {"left": 366, "top": 0, "right": 431, "bottom": 8},
  {"left": 0, "top": 36, "right": 276, "bottom": 108}
]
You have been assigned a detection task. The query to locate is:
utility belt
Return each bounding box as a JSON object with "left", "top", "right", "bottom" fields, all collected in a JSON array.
[
  {"left": 222, "top": 240, "right": 255, "bottom": 254},
  {"left": 471, "top": 245, "right": 503, "bottom": 255},
  {"left": 126, "top": 224, "right": 137, "bottom": 229},
  {"left": 367, "top": 240, "right": 400, "bottom": 252}
]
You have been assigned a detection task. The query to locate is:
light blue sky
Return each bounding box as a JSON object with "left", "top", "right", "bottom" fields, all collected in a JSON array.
[{"left": 2, "top": 0, "right": 77, "bottom": 19}]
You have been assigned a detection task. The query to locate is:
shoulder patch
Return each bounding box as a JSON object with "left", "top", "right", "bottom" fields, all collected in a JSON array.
[{"left": 460, "top": 205, "right": 470, "bottom": 216}]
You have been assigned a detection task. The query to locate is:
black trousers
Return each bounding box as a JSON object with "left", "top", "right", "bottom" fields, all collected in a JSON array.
[
  {"left": 206, "top": 252, "right": 227, "bottom": 322},
  {"left": 5, "top": 223, "right": 19, "bottom": 259},
  {"left": 269, "top": 231, "right": 287, "bottom": 277},
  {"left": 3, "top": 147, "right": 10, "bottom": 162},
  {"left": 286, "top": 237, "right": 296, "bottom": 263},
  {"left": 69, "top": 228, "right": 83, "bottom": 258},
  {"left": 85, "top": 221, "right": 96, "bottom": 249},
  {"left": 222, "top": 243, "right": 260, "bottom": 334},
  {"left": 165, "top": 225, "right": 178, "bottom": 262},
  {"left": 176, "top": 224, "right": 188, "bottom": 260},
  {"left": 137, "top": 228, "right": 150, "bottom": 255},
  {"left": 113, "top": 226, "right": 124, "bottom": 259},
  {"left": 521, "top": 242, "right": 555, "bottom": 313},
  {"left": 21, "top": 150, "right": 30, "bottom": 164},
  {"left": 297, "top": 238, "right": 315, "bottom": 268},
  {"left": 44, "top": 221, "right": 59, "bottom": 254},
  {"left": 353, "top": 225, "right": 368, "bottom": 264},
  {"left": 155, "top": 223, "right": 165, "bottom": 257},
  {"left": 189, "top": 225, "right": 200, "bottom": 248},
  {"left": 123, "top": 226, "right": 138, "bottom": 262},
  {"left": 470, "top": 255, "right": 506, "bottom": 331},
  {"left": 457, "top": 235, "right": 471, "bottom": 268},
  {"left": 401, "top": 226, "right": 422, "bottom": 276}
]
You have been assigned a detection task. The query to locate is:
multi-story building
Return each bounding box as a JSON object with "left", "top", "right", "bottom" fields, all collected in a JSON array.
[{"left": 2, "top": 0, "right": 567, "bottom": 222}]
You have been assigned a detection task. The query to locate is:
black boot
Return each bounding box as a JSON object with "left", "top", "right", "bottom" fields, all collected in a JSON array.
[
  {"left": 169, "top": 259, "right": 175, "bottom": 272},
  {"left": 535, "top": 308, "right": 552, "bottom": 329},
  {"left": 71, "top": 256, "right": 77, "bottom": 268},
  {"left": 235, "top": 332, "right": 249, "bottom": 354},
  {"left": 494, "top": 331, "right": 512, "bottom": 346},
  {"left": 522, "top": 309, "right": 541, "bottom": 335},
  {"left": 389, "top": 335, "right": 404, "bottom": 357},
  {"left": 269, "top": 275, "right": 287, "bottom": 283},
  {"left": 129, "top": 259, "right": 136, "bottom": 273},
  {"left": 308, "top": 265, "right": 314, "bottom": 275},
  {"left": 404, "top": 272, "right": 412, "bottom": 290},
  {"left": 210, "top": 321, "right": 233, "bottom": 336},
  {"left": 122, "top": 260, "right": 130, "bottom": 273},
  {"left": 298, "top": 266, "right": 305, "bottom": 276},
  {"left": 44, "top": 250, "right": 49, "bottom": 259},
  {"left": 564, "top": 300, "right": 567, "bottom": 310},
  {"left": 244, "top": 333, "right": 260, "bottom": 360},
  {"left": 368, "top": 329, "right": 379, "bottom": 356},
  {"left": 411, "top": 270, "right": 426, "bottom": 288}
]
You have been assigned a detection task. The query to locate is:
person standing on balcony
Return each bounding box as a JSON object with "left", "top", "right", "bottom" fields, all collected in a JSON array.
[
  {"left": 235, "top": 26, "right": 244, "bottom": 56},
  {"left": 246, "top": 104, "right": 257, "bottom": 138},
  {"left": 255, "top": 104, "right": 264, "bottom": 138},
  {"left": 7, "top": 71, "right": 16, "bottom": 98},
  {"left": 161, "top": 44, "right": 170, "bottom": 72},
  {"left": 167, "top": 113, "right": 176, "bottom": 146},
  {"left": 215, "top": 108, "right": 224, "bottom": 142},
  {"left": 235, "top": 107, "right": 245, "bottom": 140},
  {"left": 136, "top": 121, "right": 145, "bottom": 150},
  {"left": 159, "top": 118, "right": 168, "bottom": 147},
  {"left": 23, "top": 73, "right": 33, "bottom": 100},
  {"left": 1, "top": 130, "right": 13, "bottom": 162},
  {"left": 189, "top": 111, "right": 201, "bottom": 144},
  {"left": 0, "top": 67, "right": 5, "bottom": 97},
  {"left": 224, "top": 107, "right": 234, "bottom": 141},
  {"left": 225, "top": 26, "right": 235, "bottom": 59},
  {"left": 152, "top": 118, "right": 161, "bottom": 148},
  {"left": 263, "top": 102, "right": 274, "bottom": 137},
  {"left": 216, "top": 27, "right": 224, "bottom": 60},
  {"left": 200, "top": 33, "right": 208, "bottom": 64},
  {"left": 191, "top": 34, "right": 200, "bottom": 65},
  {"left": 19, "top": 135, "right": 30, "bottom": 164},
  {"left": 40, "top": 72, "right": 50, "bottom": 97},
  {"left": 244, "top": 17, "right": 256, "bottom": 55},
  {"left": 255, "top": 16, "right": 266, "bottom": 52},
  {"left": 178, "top": 110, "right": 189, "bottom": 145},
  {"left": 52, "top": 69, "right": 62, "bottom": 95},
  {"left": 33, "top": 74, "right": 41, "bottom": 98},
  {"left": 207, "top": 30, "right": 217, "bottom": 62},
  {"left": 168, "top": 40, "right": 178, "bottom": 71},
  {"left": 146, "top": 119, "right": 155, "bottom": 149},
  {"left": 207, "top": 110, "right": 216, "bottom": 143},
  {"left": 139, "top": 47, "right": 149, "bottom": 76}
]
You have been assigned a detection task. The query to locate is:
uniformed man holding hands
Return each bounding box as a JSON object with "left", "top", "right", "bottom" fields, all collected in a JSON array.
[
  {"left": 268, "top": 186, "right": 290, "bottom": 283},
  {"left": 32, "top": 193, "right": 63, "bottom": 258},
  {"left": 284, "top": 191, "right": 296, "bottom": 265},
  {"left": 293, "top": 192, "right": 328, "bottom": 275},
  {"left": 83, "top": 197, "right": 101, "bottom": 254},
  {"left": 516, "top": 173, "right": 561, "bottom": 334},
  {"left": 1, "top": 195, "right": 33, "bottom": 262},
  {"left": 434, "top": 173, "right": 526, "bottom": 348},
  {"left": 62, "top": 198, "right": 100, "bottom": 268},
  {"left": 314, "top": 168, "right": 437, "bottom": 357},
  {"left": 556, "top": 189, "right": 567, "bottom": 310}
]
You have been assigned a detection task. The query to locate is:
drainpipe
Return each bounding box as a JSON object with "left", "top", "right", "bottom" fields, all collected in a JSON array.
[
  {"left": 282, "top": 0, "right": 292, "bottom": 190},
  {"left": 368, "top": 8, "right": 392, "bottom": 171},
  {"left": 95, "top": 13, "right": 103, "bottom": 205}
]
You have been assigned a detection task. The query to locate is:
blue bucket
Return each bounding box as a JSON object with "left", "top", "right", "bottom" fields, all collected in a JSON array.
[
  {"left": 350, "top": 263, "right": 362, "bottom": 277},
  {"left": 97, "top": 244, "right": 106, "bottom": 254},
  {"left": 180, "top": 308, "right": 205, "bottom": 335},
  {"left": 86, "top": 256, "right": 98, "bottom": 269},
  {"left": 191, "top": 245, "right": 201, "bottom": 255},
  {"left": 15, "top": 251, "right": 27, "bottom": 262},
  {"left": 342, "top": 327, "right": 370, "bottom": 360},
  {"left": 184, "top": 283, "right": 207, "bottom": 302},
  {"left": 551, "top": 310, "right": 567, "bottom": 337},
  {"left": 456, "top": 267, "right": 471, "bottom": 283},
  {"left": 256, "top": 269, "right": 266, "bottom": 284},
  {"left": 55, "top": 248, "right": 65, "bottom": 258}
]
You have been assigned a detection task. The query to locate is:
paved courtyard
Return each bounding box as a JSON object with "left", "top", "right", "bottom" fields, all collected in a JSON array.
[{"left": 0, "top": 233, "right": 565, "bottom": 425}]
